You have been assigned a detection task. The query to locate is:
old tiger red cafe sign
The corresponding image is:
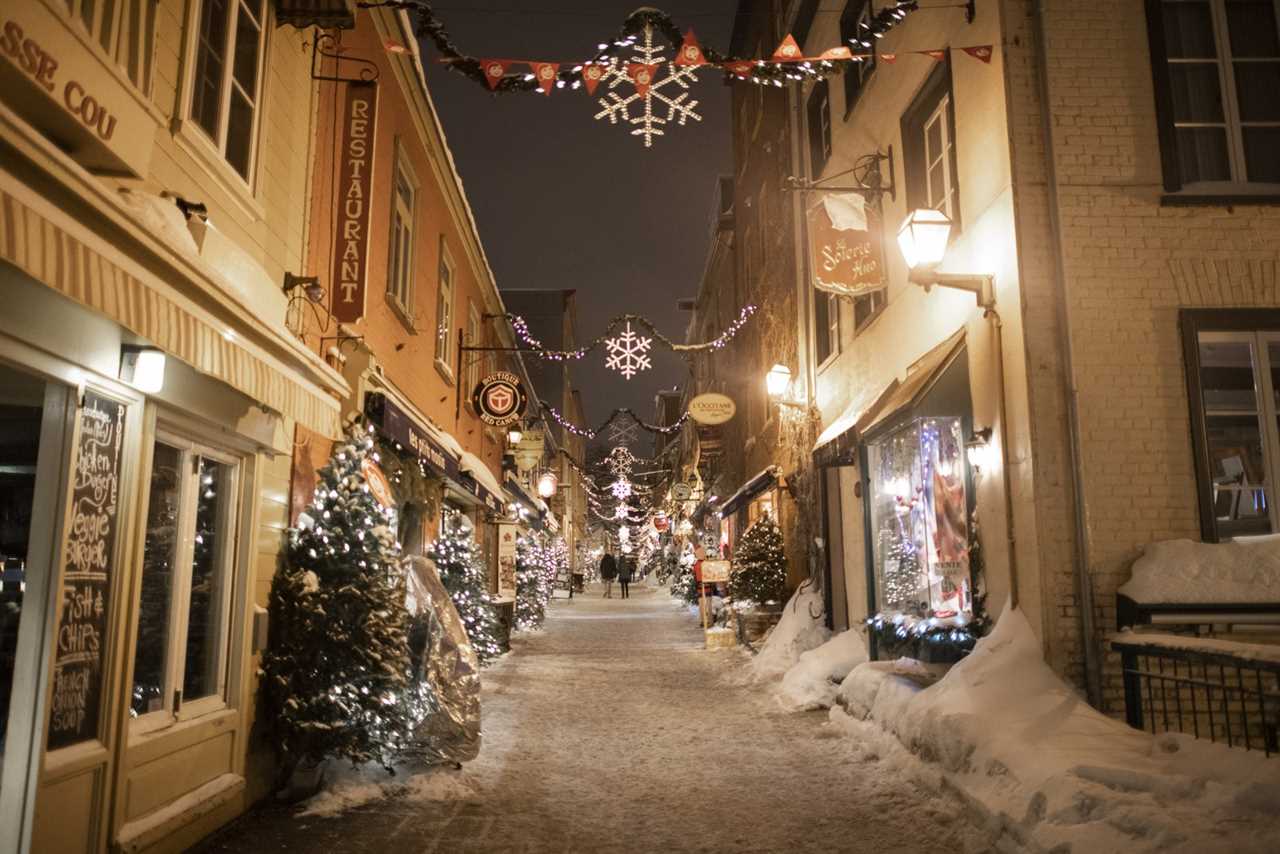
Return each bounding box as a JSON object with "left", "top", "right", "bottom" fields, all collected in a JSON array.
[
  {"left": 807, "top": 192, "right": 885, "bottom": 298},
  {"left": 332, "top": 81, "right": 378, "bottom": 323}
]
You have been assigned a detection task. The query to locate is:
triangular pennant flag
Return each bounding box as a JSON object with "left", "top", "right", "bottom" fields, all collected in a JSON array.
[
  {"left": 920, "top": 49, "right": 947, "bottom": 62},
  {"left": 627, "top": 63, "right": 659, "bottom": 96},
  {"left": 724, "top": 60, "right": 755, "bottom": 77},
  {"left": 581, "top": 62, "right": 607, "bottom": 96},
  {"left": 818, "top": 46, "right": 854, "bottom": 60},
  {"left": 772, "top": 34, "right": 803, "bottom": 62},
  {"left": 480, "top": 59, "right": 510, "bottom": 89},
  {"left": 530, "top": 62, "right": 560, "bottom": 94},
  {"left": 879, "top": 52, "right": 898, "bottom": 63},
  {"left": 675, "top": 30, "right": 708, "bottom": 66},
  {"left": 961, "top": 45, "right": 994, "bottom": 63}
]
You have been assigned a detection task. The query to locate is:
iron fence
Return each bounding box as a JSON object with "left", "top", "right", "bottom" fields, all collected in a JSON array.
[{"left": 1111, "top": 637, "right": 1280, "bottom": 756}]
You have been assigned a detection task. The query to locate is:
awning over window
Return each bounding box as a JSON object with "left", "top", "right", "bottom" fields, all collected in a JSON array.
[
  {"left": 0, "top": 171, "right": 344, "bottom": 437},
  {"left": 459, "top": 450, "right": 505, "bottom": 513},
  {"left": 812, "top": 329, "right": 966, "bottom": 467},
  {"left": 718, "top": 466, "right": 781, "bottom": 519}
]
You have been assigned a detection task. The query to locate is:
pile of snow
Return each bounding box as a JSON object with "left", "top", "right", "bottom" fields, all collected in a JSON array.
[
  {"left": 746, "top": 587, "right": 829, "bottom": 682},
  {"left": 297, "top": 762, "right": 477, "bottom": 818},
  {"left": 776, "top": 629, "right": 867, "bottom": 710},
  {"left": 1118, "top": 536, "right": 1280, "bottom": 603},
  {"left": 835, "top": 605, "right": 1280, "bottom": 852}
]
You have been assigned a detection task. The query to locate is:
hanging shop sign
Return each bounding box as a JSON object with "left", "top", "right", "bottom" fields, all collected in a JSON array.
[
  {"left": 497, "top": 523, "right": 518, "bottom": 598},
  {"left": 688, "top": 393, "right": 736, "bottom": 426},
  {"left": 807, "top": 192, "right": 885, "bottom": 298},
  {"left": 364, "top": 392, "right": 459, "bottom": 482},
  {"left": 331, "top": 81, "right": 378, "bottom": 323},
  {"left": 362, "top": 458, "right": 395, "bottom": 510},
  {"left": 48, "top": 392, "right": 126, "bottom": 750},
  {"left": 471, "top": 371, "right": 528, "bottom": 427},
  {"left": 671, "top": 482, "right": 693, "bottom": 501},
  {"left": 700, "top": 559, "right": 731, "bottom": 583}
]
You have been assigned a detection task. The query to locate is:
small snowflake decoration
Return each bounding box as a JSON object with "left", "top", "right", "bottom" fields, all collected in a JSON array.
[
  {"left": 593, "top": 26, "right": 701, "bottom": 147},
  {"left": 604, "top": 321, "right": 653, "bottom": 379},
  {"left": 606, "top": 445, "right": 637, "bottom": 477},
  {"left": 610, "top": 477, "right": 633, "bottom": 500}
]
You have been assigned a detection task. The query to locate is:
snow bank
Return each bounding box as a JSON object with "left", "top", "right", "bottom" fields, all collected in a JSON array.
[
  {"left": 297, "top": 762, "right": 477, "bottom": 818},
  {"left": 835, "top": 606, "right": 1280, "bottom": 852},
  {"left": 776, "top": 628, "right": 867, "bottom": 710},
  {"left": 746, "top": 587, "right": 829, "bottom": 682},
  {"left": 1118, "top": 537, "right": 1280, "bottom": 604}
]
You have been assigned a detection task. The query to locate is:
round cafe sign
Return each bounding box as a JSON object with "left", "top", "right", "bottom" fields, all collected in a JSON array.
[
  {"left": 472, "top": 371, "right": 528, "bottom": 427},
  {"left": 688, "top": 393, "right": 736, "bottom": 426}
]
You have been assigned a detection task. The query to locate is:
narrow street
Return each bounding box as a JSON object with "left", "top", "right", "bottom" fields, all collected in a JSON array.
[{"left": 198, "top": 583, "right": 998, "bottom": 853}]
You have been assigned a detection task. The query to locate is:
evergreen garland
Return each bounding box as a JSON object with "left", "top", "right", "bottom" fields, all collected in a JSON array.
[
  {"left": 261, "top": 427, "right": 413, "bottom": 781},
  {"left": 729, "top": 515, "right": 787, "bottom": 605},
  {"left": 428, "top": 514, "right": 506, "bottom": 666}
]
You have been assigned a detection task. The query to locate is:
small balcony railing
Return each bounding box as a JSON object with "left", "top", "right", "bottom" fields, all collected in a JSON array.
[{"left": 1111, "top": 634, "right": 1280, "bottom": 756}]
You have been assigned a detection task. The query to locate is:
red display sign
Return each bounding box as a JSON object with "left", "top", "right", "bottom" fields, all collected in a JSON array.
[{"left": 331, "top": 81, "right": 378, "bottom": 323}]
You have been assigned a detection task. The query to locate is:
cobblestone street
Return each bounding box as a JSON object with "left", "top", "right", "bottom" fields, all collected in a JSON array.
[{"left": 197, "top": 583, "right": 998, "bottom": 853}]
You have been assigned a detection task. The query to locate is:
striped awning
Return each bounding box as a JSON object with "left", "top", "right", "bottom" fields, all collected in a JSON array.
[{"left": 0, "top": 172, "right": 342, "bottom": 437}]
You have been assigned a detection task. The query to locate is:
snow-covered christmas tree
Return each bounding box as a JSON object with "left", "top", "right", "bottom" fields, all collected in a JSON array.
[
  {"left": 261, "top": 427, "right": 413, "bottom": 782},
  {"left": 514, "top": 536, "right": 551, "bottom": 631},
  {"left": 428, "top": 511, "right": 505, "bottom": 665},
  {"left": 670, "top": 542, "right": 697, "bottom": 604},
  {"left": 729, "top": 514, "right": 787, "bottom": 605}
]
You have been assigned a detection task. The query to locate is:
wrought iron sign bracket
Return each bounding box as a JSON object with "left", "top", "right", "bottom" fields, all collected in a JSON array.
[
  {"left": 310, "top": 30, "right": 380, "bottom": 83},
  {"left": 319, "top": 334, "right": 365, "bottom": 355},
  {"left": 784, "top": 148, "right": 895, "bottom": 202}
]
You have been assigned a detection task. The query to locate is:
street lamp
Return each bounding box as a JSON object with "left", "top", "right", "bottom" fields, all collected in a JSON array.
[
  {"left": 507, "top": 425, "right": 524, "bottom": 445},
  {"left": 966, "top": 427, "right": 993, "bottom": 472},
  {"left": 896, "top": 209, "right": 994, "bottom": 309},
  {"left": 765, "top": 363, "right": 792, "bottom": 398},
  {"left": 537, "top": 471, "right": 558, "bottom": 498},
  {"left": 120, "top": 345, "right": 166, "bottom": 393}
]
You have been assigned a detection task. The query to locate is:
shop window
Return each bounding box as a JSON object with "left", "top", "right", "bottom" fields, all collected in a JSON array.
[
  {"left": 435, "top": 239, "right": 455, "bottom": 378},
  {"left": 901, "top": 61, "right": 961, "bottom": 229},
  {"left": 131, "top": 434, "right": 241, "bottom": 722},
  {"left": 807, "top": 78, "right": 832, "bottom": 177},
  {"left": 747, "top": 491, "right": 776, "bottom": 526},
  {"left": 188, "top": 0, "right": 267, "bottom": 180},
  {"left": 387, "top": 146, "right": 417, "bottom": 323},
  {"left": 1146, "top": 0, "right": 1280, "bottom": 191},
  {"left": 840, "top": 0, "right": 876, "bottom": 116},
  {"left": 1183, "top": 311, "right": 1280, "bottom": 540},
  {"left": 867, "top": 417, "right": 970, "bottom": 619}
]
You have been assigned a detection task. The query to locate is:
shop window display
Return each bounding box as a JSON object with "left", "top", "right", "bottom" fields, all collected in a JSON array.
[{"left": 866, "top": 416, "right": 971, "bottom": 620}]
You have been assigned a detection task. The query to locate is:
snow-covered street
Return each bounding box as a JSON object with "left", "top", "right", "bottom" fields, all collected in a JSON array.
[{"left": 196, "top": 583, "right": 1000, "bottom": 853}]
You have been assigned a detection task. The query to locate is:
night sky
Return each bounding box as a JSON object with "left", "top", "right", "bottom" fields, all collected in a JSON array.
[{"left": 423, "top": 1, "right": 738, "bottom": 432}]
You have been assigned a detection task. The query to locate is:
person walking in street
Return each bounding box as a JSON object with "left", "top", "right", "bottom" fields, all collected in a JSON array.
[
  {"left": 617, "top": 554, "right": 634, "bottom": 599},
  {"left": 599, "top": 551, "right": 618, "bottom": 598}
]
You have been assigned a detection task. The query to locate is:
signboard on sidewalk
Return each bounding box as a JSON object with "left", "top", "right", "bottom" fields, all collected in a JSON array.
[
  {"left": 497, "top": 523, "right": 518, "bottom": 598},
  {"left": 700, "top": 559, "right": 731, "bottom": 583},
  {"left": 331, "top": 81, "right": 378, "bottom": 322}
]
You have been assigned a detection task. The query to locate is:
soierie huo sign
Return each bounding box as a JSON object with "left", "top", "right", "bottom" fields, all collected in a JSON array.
[
  {"left": 688, "top": 393, "right": 736, "bottom": 426},
  {"left": 807, "top": 192, "right": 885, "bottom": 298},
  {"left": 332, "top": 81, "right": 378, "bottom": 323},
  {"left": 472, "top": 372, "right": 528, "bottom": 427}
]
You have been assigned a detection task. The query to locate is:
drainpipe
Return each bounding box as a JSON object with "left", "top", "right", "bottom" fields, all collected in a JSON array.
[{"left": 1032, "top": 0, "right": 1103, "bottom": 708}]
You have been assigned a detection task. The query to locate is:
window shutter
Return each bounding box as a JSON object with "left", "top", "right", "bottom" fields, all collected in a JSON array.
[{"left": 1143, "top": 0, "right": 1184, "bottom": 193}]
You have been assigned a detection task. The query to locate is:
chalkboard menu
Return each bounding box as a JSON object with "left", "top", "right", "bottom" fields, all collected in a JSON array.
[{"left": 48, "top": 392, "right": 126, "bottom": 750}]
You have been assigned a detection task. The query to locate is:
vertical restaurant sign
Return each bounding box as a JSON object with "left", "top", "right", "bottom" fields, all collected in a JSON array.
[
  {"left": 332, "top": 81, "right": 378, "bottom": 323},
  {"left": 48, "top": 392, "right": 125, "bottom": 749},
  {"left": 807, "top": 192, "right": 885, "bottom": 297}
]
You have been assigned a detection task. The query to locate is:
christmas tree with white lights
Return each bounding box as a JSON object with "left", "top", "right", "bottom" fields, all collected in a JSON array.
[
  {"left": 670, "top": 542, "right": 697, "bottom": 604},
  {"left": 730, "top": 514, "right": 787, "bottom": 605},
  {"left": 514, "top": 536, "right": 551, "bottom": 631},
  {"left": 428, "top": 512, "right": 505, "bottom": 665},
  {"left": 261, "top": 427, "right": 413, "bottom": 783}
]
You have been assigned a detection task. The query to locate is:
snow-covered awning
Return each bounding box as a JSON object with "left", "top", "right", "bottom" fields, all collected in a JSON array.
[
  {"left": 718, "top": 466, "right": 781, "bottom": 519},
  {"left": 458, "top": 450, "right": 504, "bottom": 513}
]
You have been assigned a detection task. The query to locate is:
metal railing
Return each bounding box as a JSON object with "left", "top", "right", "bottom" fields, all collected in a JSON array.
[{"left": 1112, "top": 637, "right": 1280, "bottom": 756}]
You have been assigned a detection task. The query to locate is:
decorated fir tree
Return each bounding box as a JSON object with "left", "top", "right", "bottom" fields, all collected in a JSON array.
[
  {"left": 514, "top": 536, "right": 551, "bottom": 631},
  {"left": 729, "top": 514, "right": 787, "bottom": 605},
  {"left": 669, "top": 543, "right": 697, "bottom": 604},
  {"left": 261, "top": 427, "right": 412, "bottom": 782},
  {"left": 428, "top": 512, "right": 505, "bottom": 665}
]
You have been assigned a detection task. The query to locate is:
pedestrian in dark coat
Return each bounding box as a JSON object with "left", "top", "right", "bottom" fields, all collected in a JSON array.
[
  {"left": 599, "top": 552, "right": 618, "bottom": 598},
  {"left": 617, "top": 555, "right": 635, "bottom": 599}
]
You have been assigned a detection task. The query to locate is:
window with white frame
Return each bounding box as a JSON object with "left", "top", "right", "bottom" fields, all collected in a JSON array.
[
  {"left": 466, "top": 301, "right": 482, "bottom": 395},
  {"left": 387, "top": 150, "right": 417, "bottom": 320},
  {"left": 130, "top": 433, "right": 241, "bottom": 721},
  {"left": 902, "top": 60, "right": 961, "bottom": 231},
  {"left": 840, "top": 0, "right": 876, "bottom": 116},
  {"left": 1149, "top": 0, "right": 1280, "bottom": 189},
  {"left": 923, "top": 96, "right": 957, "bottom": 218},
  {"left": 189, "top": 0, "right": 266, "bottom": 180},
  {"left": 1184, "top": 312, "right": 1280, "bottom": 540},
  {"left": 435, "top": 240, "right": 455, "bottom": 376},
  {"left": 807, "top": 78, "right": 832, "bottom": 177},
  {"left": 65, "top": 0, "right": 157, "bottom": 92},
  {"left": 815, "top": 291, "right": 840, "bottom": 365}
]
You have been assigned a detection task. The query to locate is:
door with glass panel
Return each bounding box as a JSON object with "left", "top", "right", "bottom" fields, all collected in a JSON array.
[{"left": 130, "top": 434, "right": 240, "bottom": 726}]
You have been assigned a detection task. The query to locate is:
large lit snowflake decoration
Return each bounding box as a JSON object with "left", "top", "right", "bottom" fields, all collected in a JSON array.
[
  {"left": 606, "top": 446, "right": 638, "bottom": 477},
  {"left": 611, "top": 477, "right": 633, "bottom": 500},
  {"left": 593, "top": 26, "right": 701, "bottom": 147},
  {"left": 604, "top": 321, "right": 653, "bottom": 379}
]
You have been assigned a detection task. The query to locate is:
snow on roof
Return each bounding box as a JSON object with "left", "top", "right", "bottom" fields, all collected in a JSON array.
[
  {"left": 814, "top": 396, "right": 869, "bottom": 451},
  {"left": 459, "top": 449, "right": 503, "bottom": 499},
  {"left": 1118, "top": 537, "right": 1280, "bottom": 604}
]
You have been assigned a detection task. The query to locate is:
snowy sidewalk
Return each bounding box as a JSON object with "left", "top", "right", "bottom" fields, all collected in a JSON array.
[{"left": 195, "top": 582, "right": 1000, "bottom": 853}]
